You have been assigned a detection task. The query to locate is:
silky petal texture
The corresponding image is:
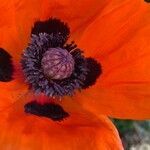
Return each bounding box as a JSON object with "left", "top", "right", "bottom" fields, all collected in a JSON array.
[
  {"left": 77, "top": 0, "right": 150, "bottom": 119},
  {"left": 0, "top": 0, "right": 41, "bottom": 108},
  {"left": 0, "top": 99, "right": 123, "bottom": 150},
  {"left": 0, "top": 0, "right": 107, "bottom": 59},
  {"left": 0, "top": 65, "right": 28, "bottom": 111},
  {"left": 40, "top": 0, "right": 108, "bottom": 41},
  {"left": 0, "top": 0, "right": 42, "bottom": 60},
  {"left": 0, "top": 0, "right": 20, "bottom": 59}
]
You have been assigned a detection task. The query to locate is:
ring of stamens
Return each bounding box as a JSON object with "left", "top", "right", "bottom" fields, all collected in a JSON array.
[
  {"left": 21, "top": 18, "right": 101, "bottom": 99},
  {"left": 21, "top": 33, "right": 88, "bottom": 98}
]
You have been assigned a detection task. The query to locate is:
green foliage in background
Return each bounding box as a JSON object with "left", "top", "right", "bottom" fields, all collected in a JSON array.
[
  {"left": 113, "top": 119, "right": 150, "bottom": 149},
  {"left": 113, "top": 120, "right": 135, "bottom": 136}
]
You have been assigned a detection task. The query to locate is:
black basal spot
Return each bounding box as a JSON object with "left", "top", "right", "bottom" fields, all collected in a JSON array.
[
  {"left": 144, "top": 0, "right": 150, "bottom": 3},
  {"left": 0, "top": 48, "right": 14, "bottom": 82},
  {"left": 82, "top": 58, "right": 102, "bottom": 89},
  {"left": 24, "top": 101, "right": 69, "bottom": 121},
  {"left": 31, "top": 18, "right": 70, "bottom": 45}
]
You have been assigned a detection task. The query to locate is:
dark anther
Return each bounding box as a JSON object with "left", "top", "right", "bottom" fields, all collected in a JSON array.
[
  {"left": 144, "top": 0, "right": 150, "bottom": 3},
  {"left": 0, "top": 48, "right": 14, "bottom": 82},
  {"left": 82, "top": 57, "right": 102, "bottom": 89},
  {"left": 24, "top": 101, "right": 69, "bottom": 121},
  {"left": 31, "top": 18, "right": 70, "bottom": 44}
]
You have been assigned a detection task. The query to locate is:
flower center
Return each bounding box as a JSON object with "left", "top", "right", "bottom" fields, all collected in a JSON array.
[
  {"left": 21, "top": 18, "right": 102, "bottom": 99},
  {"left": 41, "top": 48, "right": 74, "bottom": 80},
  {"left": 21, "top": 18, "right": 102, "bottom": 121}
]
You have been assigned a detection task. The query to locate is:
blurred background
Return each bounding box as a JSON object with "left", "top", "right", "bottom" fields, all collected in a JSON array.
[{"left": 113, "top": 120, "right": 150, "bottom": 150}]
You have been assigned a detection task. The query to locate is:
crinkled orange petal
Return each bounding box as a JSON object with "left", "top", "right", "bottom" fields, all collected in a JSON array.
[
  {"left": 40, "top": 0, "right": 107, "bottom": 39},
  {"left": 0, "top": 65, "right": 28, "bottom": 111},
  {"left": 0, "top": 0, "right": 41, "bottom": 109},
  {"left": 0, "top": 0, "right": 107, "bottom": 57},
  {"left": 0, "top": 0, "right": 20, "bottom": 60},
  {"left": 77, "top": 0, "right": 150, "bottom": 119},
  {"left": 0, "top": 99, "right": 123, "bottom": 150},
  {"left": 0, "top": 0, "right": 42, "bottom": 60}
]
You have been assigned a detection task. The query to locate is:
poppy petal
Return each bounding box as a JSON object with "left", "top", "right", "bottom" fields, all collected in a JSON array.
[
  {"left": 1, "top": 0, "right": 107, "bottom": 59},
  {"left": 77, "top": 0, "right": 150, "bottom": 119},
  {"left": 40, "top": 0, "right": 107, "bottom": 36},
  {"left": 0, "top": 1, "right": 21, "bottom": 60},
  {"left": 0, "top": 99, "right": 123, "bottom": 150},
  {"left": 15, "top": 0, "right": 108, "bottom": 49},
  {"left": 0, "top": 64, "right": 28, "bottom": 111},
  {"left": 0, "top": 0, "right": 42, "bottom": 60},
  {"left": 0, "top": 0, "right": 41, "bottom": 109}
]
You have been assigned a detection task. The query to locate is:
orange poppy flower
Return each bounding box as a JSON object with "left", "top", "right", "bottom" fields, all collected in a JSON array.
[{"left": 0, "top": 0, "right": 150, "bottom": 149}]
